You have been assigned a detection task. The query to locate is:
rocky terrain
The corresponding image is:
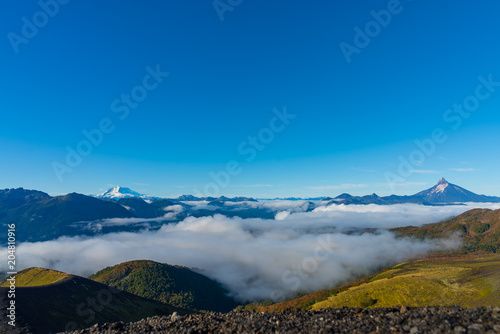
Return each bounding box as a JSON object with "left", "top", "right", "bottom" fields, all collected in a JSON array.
[{"left": 64, "top": 306, "right": 500, "bottom": 333}]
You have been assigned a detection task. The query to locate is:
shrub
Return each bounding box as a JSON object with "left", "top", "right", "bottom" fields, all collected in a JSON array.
[{"left": 473, "top": 223, "right": 490, "bottom": 234}]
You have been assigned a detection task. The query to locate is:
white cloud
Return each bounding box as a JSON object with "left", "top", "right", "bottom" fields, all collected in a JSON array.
[
  {"left": 72, "top": 214, "right": 180, "bottom": 232},
  {"left": 4, "top": 202, "right": 495, "bottom": 302},
  {"left": 163, "top": 205, "right": 184, "bottom": 212},
  {"left": 449, "top": 168, "right": 479, "bottom": 172},
  {"left": 181, "top": 200, "right": 210, "bottom": 206},
  {"left": 275, "top": 211, "right": 290, "bottom": 220},
  {"left": 4, "top": 215, "right": 459, "bottom": 302},
  {"left": 222, "top": 200, "right": 313, "bottom": 213}
]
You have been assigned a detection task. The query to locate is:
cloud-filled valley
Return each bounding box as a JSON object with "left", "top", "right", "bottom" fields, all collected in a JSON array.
[{"left": 4, "top": 201, "right": 498, "bottom": 302}]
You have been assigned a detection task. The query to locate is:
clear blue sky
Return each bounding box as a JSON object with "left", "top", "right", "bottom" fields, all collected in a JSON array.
[{"left": 1, "top": 0, "right": 500, "bottom": 198}]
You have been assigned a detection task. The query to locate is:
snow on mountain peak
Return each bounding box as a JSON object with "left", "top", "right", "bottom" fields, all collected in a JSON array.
[
  {"left": 96, "top": 186, "right": 143, "bottom": 199},
  {"left": 438, "top": 177, "right": 448, "bottom": 185},
  {"left": 431, "top": 178, "right": 449, "bottom": 194}
]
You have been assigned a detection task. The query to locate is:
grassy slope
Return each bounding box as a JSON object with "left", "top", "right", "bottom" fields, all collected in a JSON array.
[
  {"left": 312, "top": 255, "right": 500, "bottom": 310},
  {"left": 256, "top": 208, "right": 500, "bottom": 312},
  {"left": 0, "top": 267, "right": 69, "bottom": 287},
  {"left": 0, "top": 268, "right": 188, "bottom": 334},
  {"left": 89, "top": 260, "right": 238, "bottom": 312},
  {"left": 392, "top": 208, "right": 500, "bottom": 253}
]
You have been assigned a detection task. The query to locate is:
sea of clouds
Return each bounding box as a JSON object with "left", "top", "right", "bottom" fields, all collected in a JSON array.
[{"left": 4, "top": 201, "right": 499, "bottom": 302}]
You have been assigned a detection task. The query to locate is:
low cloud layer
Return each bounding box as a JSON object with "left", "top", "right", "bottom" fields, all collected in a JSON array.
[{"left": 3, "top": 201, "right": 488, "bottom": 302}]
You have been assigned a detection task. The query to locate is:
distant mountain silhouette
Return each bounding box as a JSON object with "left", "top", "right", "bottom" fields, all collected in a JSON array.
[
  {"left": 329, "top": 178, "right": 500, "bottom": 205},
  {"left": 0, "top": 189, "right": 134, "bottom": 242},
  {"left": 413, "top": 178, "right": 499, "bottom": 203},
  {"left": 1, "top": 180, "right": 499, "bottom": 244}
]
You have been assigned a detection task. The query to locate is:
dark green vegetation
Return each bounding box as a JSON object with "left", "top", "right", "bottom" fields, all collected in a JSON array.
[
  {"left": 393, "top": 208, "right": 500, "bottom": 254},
  {"left": 0, "top": 268, "right": 187, "bottom": 334},
  {"left": 89, "top": 260, "right": 238, "bottom": 312}
]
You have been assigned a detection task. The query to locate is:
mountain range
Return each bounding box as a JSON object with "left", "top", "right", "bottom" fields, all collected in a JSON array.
[
  {"left": 1, "top": 178, "right": 499, "bottom": 244},
  {"left": 0, "top": 189, "right": 134, "bottom": 242},
  {"left": 94, "top": 178, "right": 500, "bottom": 205},
  {"left": 328, "top": 178, "right": 500, "bottom": 205},
  {"left": 94, "top": 186, "right": 257, "bottom": 203}
]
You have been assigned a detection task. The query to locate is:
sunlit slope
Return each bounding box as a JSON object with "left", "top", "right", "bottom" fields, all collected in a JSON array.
[
  {"left": 0, "top": 267, "right": 70, "bottom": 287},
  {"left": 311, "top": 255, "right": 500, "bottom": 310},
  {"left": 393, "top": 208, "right": 500, "bottom": 253}
]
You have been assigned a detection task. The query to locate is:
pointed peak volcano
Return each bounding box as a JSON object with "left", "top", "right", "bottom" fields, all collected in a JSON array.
[
  {"left": 412, "top": 178, "right": 500, "bottom": 203},
  {"left": 437, "top": 177, "right": 449, "bottom": 185}
]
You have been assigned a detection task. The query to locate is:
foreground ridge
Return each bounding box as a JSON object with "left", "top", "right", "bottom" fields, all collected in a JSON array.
[{"left": 65, "top": 307, "right": 500, "bottom": 334}]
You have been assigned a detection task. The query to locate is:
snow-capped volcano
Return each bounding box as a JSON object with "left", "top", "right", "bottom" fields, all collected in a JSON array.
[
  {"left": 330, "top": 178, "right": 500, "bottom": 205},
  {"left": 431, "top": 177, "right": 449, "bottom": 194},
  {"left": 413, "top": 178, "right": 499, "bottom": 203},
  {"left": 95, "top": 186, "right": 144, "bottom": 200}
]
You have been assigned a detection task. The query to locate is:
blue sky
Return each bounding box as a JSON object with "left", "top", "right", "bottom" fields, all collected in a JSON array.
[{"left": 1, "top": 0, "right": 500, "bottom": 198}]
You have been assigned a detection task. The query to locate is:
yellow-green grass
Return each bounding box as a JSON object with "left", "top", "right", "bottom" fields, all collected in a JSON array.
[
  {"left": 0, "top": 267, "right": 70, "bottom": 287},
  {"left": 311, "top": 255, "right": 500, "bottom": 310}
]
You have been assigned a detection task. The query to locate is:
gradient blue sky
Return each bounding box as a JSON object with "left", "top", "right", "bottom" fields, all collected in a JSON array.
[{"left": 1, "top": 0, "right": 500, "bottom": 198}]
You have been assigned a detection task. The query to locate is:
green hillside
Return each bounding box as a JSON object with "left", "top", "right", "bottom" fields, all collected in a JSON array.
[
  {"left": 89, "top": 260, "right": 238, "bottom": 312},
  {"left": 254, "top": 255, "right": 500, "bottom": 313},
  {"left": 393, "top": 208, "right": 500, "bottom": 253},
  {"left": 311, "top": 255, "right": 500, "bottom": 310},
  {"left": 0, "top": 267, "right": 69, "bottom": 287},
  {"left": 0, "top": 268, "right": 188, "bottom": 334}
]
